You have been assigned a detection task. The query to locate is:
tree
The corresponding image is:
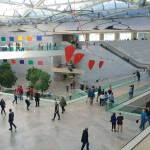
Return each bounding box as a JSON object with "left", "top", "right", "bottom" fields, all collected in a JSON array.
[
  {"left": 0, "top": 62, "right": 17, "bottom": 88},
  {"left": 26, "top": 67, "right": 51, "bottom": 94}
]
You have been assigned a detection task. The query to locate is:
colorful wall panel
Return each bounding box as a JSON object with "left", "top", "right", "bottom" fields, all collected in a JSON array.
[
  {"left": 18, "top": 36, "right": 23, "bottom": 41},
  {"left": 27, "top": 36, "right": 32, "bottom": 41},
  {"left": 11, "top": 60, "right": 16, "bottom": 64},
  {"left": 9, "top": 37, "right": 14, "bottom": 41},
  {"left": 1, "top": 37, "right": 6, "bottom": 41},
  {"left": 28, "top": 60, "right": 33, "bottom": 65},
  {"left": 20, "top": 60, "right": 24, "bottom": 64},
  {"left": 38, "top": 61, "right": 43, "bottom": 65},
  {"left": 37, "top": 36, "right": 42, "bottom": 41}
]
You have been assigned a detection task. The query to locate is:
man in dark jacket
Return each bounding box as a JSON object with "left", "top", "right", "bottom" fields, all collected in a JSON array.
[
  {"left": 59, "top": 97, "right": 67, "bottom": 114},
  {"left": 8, "top": 109, "right": 17, "bottom": 130},
  {"left": 0, "top": 99, "right": 6, "bottom": 115},
  {"left": 34, "top": 91, "right": 40, "bottom": 107},
  {"left": 136, "top": 70, "right": 140, "bottom": 81},
  {"left": 51, "top": 101, "right": 60, "bottom": 121},
  {"left": 81, "top": 127, "right": 89, "bottom": 150}
]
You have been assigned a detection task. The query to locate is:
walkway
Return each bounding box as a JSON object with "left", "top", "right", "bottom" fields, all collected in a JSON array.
[{"left": 0, "top": 94, "right": 140, "bottom": 150}]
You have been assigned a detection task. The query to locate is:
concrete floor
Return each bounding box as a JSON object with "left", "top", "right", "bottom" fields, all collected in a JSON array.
[{"left": 0, "top": 94, "right": 140, "bottom": 150}]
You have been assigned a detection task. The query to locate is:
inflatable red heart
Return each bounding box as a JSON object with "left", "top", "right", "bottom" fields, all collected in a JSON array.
[
  {"left": 88, "top": 60, "right": 95, "bottom": 70},
  {"left": 99, "top": 61, "right": 104, "bottom": 69},
  {"left": 74, "top": 53, "right": 84, "bottom": 64},
  {"left": 65, "top": 46, "right": 76, "bottom": 63}
]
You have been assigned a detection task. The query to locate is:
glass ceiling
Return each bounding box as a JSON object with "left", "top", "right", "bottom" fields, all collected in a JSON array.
[{"left": 0, "top": 0, "right": 149, "bottom": 25}]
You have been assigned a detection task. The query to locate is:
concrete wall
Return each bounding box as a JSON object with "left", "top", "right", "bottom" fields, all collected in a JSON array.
[
  {"left": 0, "top": 24, "right": 62, "bottom": 47},
  {"left": 0, "top": 56, "right": 53, "bottom": 88},
  {"left": 106, "top": 41, "right": 150, "bottom": 63},
  {"left": 79, "top": 46, "right": 137, "bottom": 83}
]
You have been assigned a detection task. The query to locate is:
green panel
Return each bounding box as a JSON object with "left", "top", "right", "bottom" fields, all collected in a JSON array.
[
  {"left": 28, "top": 60, "right": 33, "bottom": 65},
  {"left": 1, "top": 37, "right": 6, "bottom": 41}
]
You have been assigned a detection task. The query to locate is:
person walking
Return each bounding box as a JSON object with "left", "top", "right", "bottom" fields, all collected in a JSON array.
[
  {"left": 8, "top": 109, "right": 17, "bottom": 130},
  {"left": 97, "top": 86, "right": 101, "bottom": 102},
  {"left": 109, "top": 92, "right": 114, "bottom": 103},
  {"left": 34, "top": 91, "right": 40, "bottom": 107},
  {"left": 12, "top": 89, "right": 18, "bottom": 104},
  {"left": 138, "top": 109, "right": 147, "bottom": 130},
  {"left": 51, "top": 101, "right": 60, "bottom": 121},
  {"left": 19, "top": 86, "right": 23, "bottom": 100},
  {"left": 117, "top": 113, "right": 124, "bottom": 132},
  {"left": 136, "top": 70, "right": 140, "bottom": 81},
  {"left": 0, "top": 99, "right": 6, "bottom": 115},
  {"left": 104, "top": 91, "right": 108, "bottom": 105},
  {"left": 66, "top": 85, "right": 69, "bottom": 92},
  {"left": 25, "top": 96, "right": 31, "bottom": 110},
  {"left": 110, "top": 113, "right": 116, "bottom": 132},
  {"left": 86, "top": 88, "right": 91, "bottom": 103},
  {"left": 81, "top": 127, "right": 89, "bottom": 150},
  {"left": 59, "top": 97, "right": 67, "bottom": 113},
  {"left": 100, "top": 91, "right": 105, "bottom": 106},
  {"left": 54, "top": 43, "right": 56, "bottom": 50},
  {"left": 30, "top": 87, "right": 33, "bottom": 100},
  {"left": 26, "top": 88, "right": 30, "bottom": 98},
  {"left": 89, "top": 89, "right": 95, "bottom": 105},
  {"left": 129, "top": 85, "right": 133, "bottom": 99}
]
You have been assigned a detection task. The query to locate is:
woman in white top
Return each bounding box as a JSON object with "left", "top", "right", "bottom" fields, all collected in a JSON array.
[
  {"left": 100, "top": 92, "right": 105, "bottom": 106},
  {"left": 25, "top": 96, "right": 31, "bottom": 110}
]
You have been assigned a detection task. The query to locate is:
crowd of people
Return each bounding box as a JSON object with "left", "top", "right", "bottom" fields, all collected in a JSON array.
[
  {"left": 39, "top": 43, "right": 57, "bottom": 50},
  {"left": 85, "top": 85, "right": 114, "bottom": 106},
  {"left": 0, "top": 69, "right": 147, "bottom": 150}
]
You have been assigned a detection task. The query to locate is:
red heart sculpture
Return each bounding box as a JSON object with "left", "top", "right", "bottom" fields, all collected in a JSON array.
[
  {"left": 65, "top": 46, "right": 76, "bottom": 63},
  {"left": 88, "top": 60, "right": 95, "bottom": 70},
  {"left": 99, "top": 61, "right": 104, "bottom": 69},
  {"left": 74, "top": 53, "right": 84, "bottom": 64}
]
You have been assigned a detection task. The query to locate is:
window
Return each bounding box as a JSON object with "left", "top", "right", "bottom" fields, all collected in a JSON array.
[
  {"left": 104, "top": 33, "right": 115, "bottom": 41},
  {"left": 137, "top": 32, "right": 149, "bottom": 40},
  {"left": 120, "top": 33, "right": 131, "bottom": 40},
  {"left": 89, "top": 33, "right": 100, "bottom": 41},
  {"left": 78, "top": 34, "right": 86, "bottom": 41}
]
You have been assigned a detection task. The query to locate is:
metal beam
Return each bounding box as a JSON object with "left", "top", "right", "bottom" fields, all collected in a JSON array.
[
  {"left": 15, "top": 0, "right": 46, "bottom": 24},
  {"left": 52, "top": 0, "right": 111, "bottom": 23}
]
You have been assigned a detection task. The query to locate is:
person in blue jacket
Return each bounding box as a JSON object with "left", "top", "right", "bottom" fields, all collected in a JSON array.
[
  {"left": 89, "top": 89, "right": 95, "bottom": 105},
  {"left": 110, "top": 113, "right": 116, "bottom": 132}
]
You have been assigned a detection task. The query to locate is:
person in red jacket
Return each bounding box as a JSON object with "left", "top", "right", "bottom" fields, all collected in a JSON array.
[
  {"left": 30, "top": 87, "right": 33, "bottom": 100},
  {"left": 19, "top": 86, "right": 23, "bottom": 100}
]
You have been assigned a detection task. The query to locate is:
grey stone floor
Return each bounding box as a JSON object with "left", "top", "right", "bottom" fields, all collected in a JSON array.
[{"left": 0, "top": 94, "right": 140, "bottom": 150}]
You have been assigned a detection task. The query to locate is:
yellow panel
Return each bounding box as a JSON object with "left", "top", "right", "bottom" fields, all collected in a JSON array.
[{"left": 18, "top": 36, "right": 23, "bottom": 41}]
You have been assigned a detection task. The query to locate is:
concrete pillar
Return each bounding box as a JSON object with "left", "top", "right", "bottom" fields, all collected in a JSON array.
[
  {"left": 73, "top": 35, "right": 76, "bottom": 41},
  {"left": 115, "top": 33, "right": 120, "bottom": 40},
  {"left": 86, "top": 34, "right": 89, "bottom": 41},
  {"left": 131, "top": 32, "right": 137, "bottom": 40},
  {"left": 100, "top": 33, "right": 104, "bottom": 41}
]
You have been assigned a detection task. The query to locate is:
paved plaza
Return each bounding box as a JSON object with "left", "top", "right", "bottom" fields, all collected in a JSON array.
[{"left": 0, "top": 93, "right": 140, "bottom": 150}]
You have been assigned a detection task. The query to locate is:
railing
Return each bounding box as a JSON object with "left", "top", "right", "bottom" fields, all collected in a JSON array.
[
  {"left": 100, "top": 41, "right": 150, "bottom": 69},
  {"left": 100, "top": 72, "right": 149, "bottom": 90},
  {"left": 106, "top": 83, "right": 150, "bottom": 111},
  {"left": 0, "top": 87, "right": 87, "bottom": 103},
  {"left": 0, "top": 46, "right": 67, "bottom": 51},
  {"left": 0, "top": 71, "right": 149, "bottom": 104},
  {"left": 106, "top": 103, "right": 145, "bottom": 116}
]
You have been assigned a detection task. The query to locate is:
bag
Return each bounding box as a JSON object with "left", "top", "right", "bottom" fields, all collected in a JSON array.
[{"left": 136, "top": 120, "right": 139, "bottom": 123}]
